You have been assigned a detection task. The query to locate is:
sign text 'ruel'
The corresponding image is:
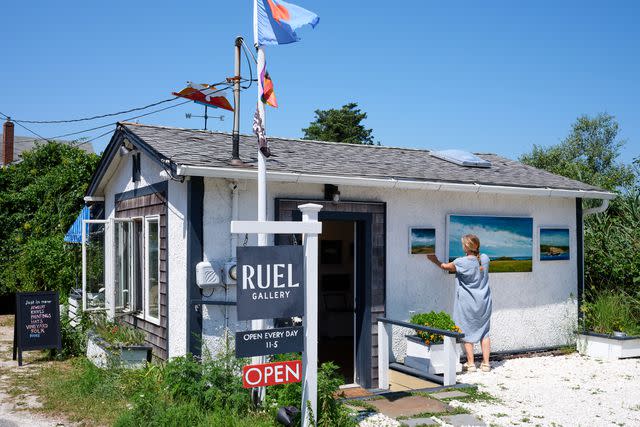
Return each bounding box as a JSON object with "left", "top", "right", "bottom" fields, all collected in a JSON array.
[{"left": 236, "top": 245, "right": 304, "bottom": 320}]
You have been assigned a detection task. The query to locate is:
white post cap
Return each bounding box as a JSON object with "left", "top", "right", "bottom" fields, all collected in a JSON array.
[{"left": 298, "top": 203, "right": 323, "bottom": 213}]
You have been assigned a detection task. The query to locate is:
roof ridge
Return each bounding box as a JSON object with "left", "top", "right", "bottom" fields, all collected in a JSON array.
[{"left": 119, "top": 121, "right": 449, "bottom": 155}]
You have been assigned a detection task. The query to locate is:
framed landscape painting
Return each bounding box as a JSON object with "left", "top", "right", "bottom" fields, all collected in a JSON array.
[
  {"left": 409, "top": 227, "right": 436, "bottom": 254},
  {"left": 447, "top": 215, "right": 533, "bottom": 273},
  {"left": 539, "top": 228, "right": 570, "bottom": 261}
]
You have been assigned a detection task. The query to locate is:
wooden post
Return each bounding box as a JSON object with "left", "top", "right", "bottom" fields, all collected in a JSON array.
[
  {"left": 443, "top": 335, "right": 457, "bottom": 386},
  {"left": 299, "top": 203, "right": 322, "bottom": 427},
  {"left": 377, "top": 320, "right": 390, "bottom": 390}
]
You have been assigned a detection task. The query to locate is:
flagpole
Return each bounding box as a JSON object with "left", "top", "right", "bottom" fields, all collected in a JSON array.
[{"left": 253, "top": 0, "right": 268, "bottom": 405}]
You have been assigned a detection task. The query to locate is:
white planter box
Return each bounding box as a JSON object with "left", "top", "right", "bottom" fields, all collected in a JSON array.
[
  {"left": 577, "top": 332, "right": 640, "bottom": 360},
  {"left": 404, "top": 335, "right": 462, "bottom": 374},
  {"left": 86, "top": 332, "right": 151, "bottom": 369}
]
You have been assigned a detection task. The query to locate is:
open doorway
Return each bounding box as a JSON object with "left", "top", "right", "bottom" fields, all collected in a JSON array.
[{"left": 318, "top": 220, "right": 356, "bottom": 384}]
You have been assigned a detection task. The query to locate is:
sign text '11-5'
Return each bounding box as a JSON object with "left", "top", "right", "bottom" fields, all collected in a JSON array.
[{"left": 235, "top": 326, "right": 303, "bottom": 358}]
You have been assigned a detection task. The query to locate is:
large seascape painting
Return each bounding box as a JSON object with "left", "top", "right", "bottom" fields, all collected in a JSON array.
[
  {"left": 448, "top": 215, "right": 533, "bottom": 273},
  {"left": 539, "top": 228, "right": 570, "bottom": 261}
]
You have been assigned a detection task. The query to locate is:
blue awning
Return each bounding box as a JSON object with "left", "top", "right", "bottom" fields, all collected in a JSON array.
[{"left": 64, "top": 206, "right": 91, "bottom": 243}]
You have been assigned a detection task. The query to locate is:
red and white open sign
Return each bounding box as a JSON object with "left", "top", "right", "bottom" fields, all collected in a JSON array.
[{"left": 242, "top": 360, "right": 302, "bottom": 388}]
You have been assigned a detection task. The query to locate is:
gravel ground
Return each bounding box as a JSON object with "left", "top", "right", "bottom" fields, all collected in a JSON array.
[
  {"left": 0, "top": 317, "right": 73, "bottom": 427},
  {"left": 358, "top": 413, "right": 401, "bottom": 427},
  {"left": 451, "top": 353, "right": 640, "bottom": 426}
]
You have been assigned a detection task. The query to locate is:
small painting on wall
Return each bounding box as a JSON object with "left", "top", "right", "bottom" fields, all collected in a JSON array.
[
  {"left": 539, "top": 228, "right": 570, "bottom": 261},
  {"left": 448, "top": 215, "right": 533, "bottom": 273},
  {"left": 409, "top": 228, "right": 436, "bottom": 254}
]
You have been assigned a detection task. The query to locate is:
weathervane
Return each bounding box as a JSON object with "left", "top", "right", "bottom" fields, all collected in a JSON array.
[{"left": 185, "top": 106, "right": 224, "bottom": 131}]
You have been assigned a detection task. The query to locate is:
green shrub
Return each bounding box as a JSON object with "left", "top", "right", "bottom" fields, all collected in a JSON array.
[
  {"left": 581, "top": 290, "right": 640, "bottom": 336},
  {"left": 267, "top": 354, "right": 356, "bottom": 427},
  {"left": 584, "top": 192, "right": 640, "bottom": 297},
  {"left": 409, "top": 311, "right": 461, "bottom": 345},
  {"left": 161, "top": 352, "right": 251, "bottom": 413},
  {"left": 91, "top": 313, "right": 146, "bottom": 346},
  {"left": 116, "top": 351, "right": 260, "bottom": 426},
  {"left": 53, "top": 306, "right": 89, "bottom": 358},
  {"left": 0, "top": 141, "right": 100, "bottom": 297}
]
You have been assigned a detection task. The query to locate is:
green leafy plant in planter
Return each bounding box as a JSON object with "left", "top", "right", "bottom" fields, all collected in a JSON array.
[
  {"left": 581, "top": 290, "right": 640, "bottom": 336},
  {"left": 409, "top": 311, "right": 461, "bottom": 345},
  {"left": 91, "top": 314, "right": 146, "bottom": 346}
]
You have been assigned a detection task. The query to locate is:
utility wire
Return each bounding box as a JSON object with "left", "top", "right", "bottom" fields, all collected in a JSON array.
[
  {"left": 13, "top": 98, "right": 179, "bottom": 124},
  {"left": 240, "top": 40, "right": 256, "bottom": 90},
  {"left": 4, "top": 84, "right": 232, "bottom": 144},
  {"left": 241, "top": 39, "right": 258, "bottom": 63},
  {"left": 11, "top": 80, "right": 230, "bottom": 125},
  {"left": 0, "top": 111, "right": 49, "bottom": 141},
  {"left": 49, "top": 98, "right": 194, "bottom": 140}
]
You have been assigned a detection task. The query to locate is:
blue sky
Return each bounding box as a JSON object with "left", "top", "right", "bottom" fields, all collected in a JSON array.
[
  {"left": 1, "top": 1, "right": 638, "bottom": 163},
  {"left": 540, "top": 228, "right": 570, "bottom": 247},
  {"left": 410, "top": 228, "right": 435, "bottom": 249},
  {"left": 449, "top": 215, "right": 533, "bottom": 259}
]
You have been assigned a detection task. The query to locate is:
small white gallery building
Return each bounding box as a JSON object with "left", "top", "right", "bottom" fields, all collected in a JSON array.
[{"left": 81, "top": 122, "right": 613, "bottom": 388}]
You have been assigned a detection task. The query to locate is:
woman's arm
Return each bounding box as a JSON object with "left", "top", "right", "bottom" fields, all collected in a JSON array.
[{"left": 426, "top": 254, "right": 457, "bottom": 273}]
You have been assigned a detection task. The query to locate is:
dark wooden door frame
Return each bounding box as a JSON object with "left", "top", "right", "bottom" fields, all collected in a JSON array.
[{"left": 276, "top": 199, "right": 385, "bottom": 389}]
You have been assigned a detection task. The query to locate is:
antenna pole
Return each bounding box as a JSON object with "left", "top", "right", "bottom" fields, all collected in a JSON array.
[
  {"left": 231, "top": 36, "right": 243, "bottom": 165},
  {"left": 204, "top": 105, "right": 208, "bottom": 130}
]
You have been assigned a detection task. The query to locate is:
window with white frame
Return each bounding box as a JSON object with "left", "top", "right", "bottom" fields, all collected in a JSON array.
[
  {"left": 145, "top": 217, "right": 160, "bottom": 323},
  {"left": 82, "top": 220, "right": 108, "bottom": 312},
  {"left": 111, "top": 216, "right": 159, "bottom": 322}
]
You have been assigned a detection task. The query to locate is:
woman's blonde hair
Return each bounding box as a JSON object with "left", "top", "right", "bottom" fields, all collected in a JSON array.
[{"left": 461, "top": 234, "right": 483, "bottom": 270}]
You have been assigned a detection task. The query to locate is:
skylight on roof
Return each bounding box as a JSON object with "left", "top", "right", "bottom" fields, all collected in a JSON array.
[{"left": 430, "top": 149, "right": 491, "bottom": 168}]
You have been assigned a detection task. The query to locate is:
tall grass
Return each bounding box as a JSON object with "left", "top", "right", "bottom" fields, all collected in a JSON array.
[{"left": 581, "top": 290, "right": 640, "bottom": 336}]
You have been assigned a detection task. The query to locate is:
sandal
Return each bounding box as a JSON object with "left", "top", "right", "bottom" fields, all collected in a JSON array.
[
  {"left": 480, "top": 362, "right": 491, "bottom": 372},
  {"left": 463, "top": 362, "right": 477, "bottom": 372}
]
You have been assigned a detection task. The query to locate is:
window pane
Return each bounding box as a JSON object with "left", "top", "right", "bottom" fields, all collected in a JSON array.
[
  {"left": 133, "top": 220, "right": 143, "bottom": 312},
  {"left": 84, "top": 222, "right": 105, "bottom": 310},
  {"left": 147, "top": 220, "right": 159, "bottom": 320},
  {"left": 115, "top": 221, "right": 131, "bottom": 310}
]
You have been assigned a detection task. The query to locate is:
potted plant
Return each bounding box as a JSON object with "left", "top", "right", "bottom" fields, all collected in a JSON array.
[
  {"left": 86, "top": 314, "right": 152, "bottom": 369},
  {"left": 404, "top": 311, "right": 462, "bottom": 374},
  {"left": 577, "top": 291, "right": 640, "bottom": 360}
]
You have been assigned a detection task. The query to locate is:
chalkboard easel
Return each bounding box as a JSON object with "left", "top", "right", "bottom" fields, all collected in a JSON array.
[{"left": 13, "top": 291, "right": 62, "bottom": 366}]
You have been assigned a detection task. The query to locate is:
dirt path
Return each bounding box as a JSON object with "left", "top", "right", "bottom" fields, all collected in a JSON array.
[{"left": 0, "top": 315, "right": 73, "bottom": 427}]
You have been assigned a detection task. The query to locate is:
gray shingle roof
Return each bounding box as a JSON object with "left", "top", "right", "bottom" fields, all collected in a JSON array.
[
  {"left": 122, "top": 122, "right": 605, "bottom": 193},
  {"left": 0, "top": 135, "right": 94, "bottom": 165}
]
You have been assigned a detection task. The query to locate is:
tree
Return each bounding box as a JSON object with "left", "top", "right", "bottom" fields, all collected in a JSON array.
[
  {"left": 302, "top": 102, "right": 377, "bottom": 145},
  {"left": 0, "top": 142, "right": 99, "bottom": 296},
  {"left": 521, "top": 114, "right": 640, "bottom": 300},
  {"left": 519, "top": 113, "right": 635, "bottom": 191}
]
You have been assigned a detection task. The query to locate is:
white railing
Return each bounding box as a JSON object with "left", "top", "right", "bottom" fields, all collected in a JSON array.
[{"left": 377, "top": 317, "right": 465, "bottom": 389}]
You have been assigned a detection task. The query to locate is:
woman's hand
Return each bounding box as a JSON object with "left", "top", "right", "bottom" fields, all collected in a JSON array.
[
  {"left": 426, "top": 254, "right": 441, "bottom": 266},
  {"left": 426, "top": 254, "right": 457, "bottom": 273}
]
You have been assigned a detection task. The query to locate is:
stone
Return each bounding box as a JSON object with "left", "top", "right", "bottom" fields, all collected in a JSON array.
[
  {"left": 368, "top": 395, "right": 450, "bottom": 418},
  {"left": 440, "top": 414, "right": 486, "bottom": 426},
  {"left": 402, "top": 417, "right": 439, "bottom": 426},
  {"left": 430, "top": 390, "right": 469, "bottom": 400}
]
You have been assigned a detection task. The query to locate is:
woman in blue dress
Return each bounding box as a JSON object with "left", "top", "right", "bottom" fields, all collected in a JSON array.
[{"left": 427, "top": 234, "right": 492, "bottom": 372}]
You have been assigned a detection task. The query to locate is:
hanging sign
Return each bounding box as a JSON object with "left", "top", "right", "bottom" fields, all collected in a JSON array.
[
  {"left": 242, "top": 360, "right": 302, "bottom": 388},
  {"left": 13, "top": 291, "right": 61, "bottom": 366},
  {"left": 236, "top": 245, "right": 304, "bottom": 320},
  {"left": 236, "top": 326, "right": 304, "bottom": 358}
]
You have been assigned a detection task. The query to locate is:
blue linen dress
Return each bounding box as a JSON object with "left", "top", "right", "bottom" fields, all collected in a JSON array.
[{"left": 452, "top": 254, "right": 492, "bottom": 343}]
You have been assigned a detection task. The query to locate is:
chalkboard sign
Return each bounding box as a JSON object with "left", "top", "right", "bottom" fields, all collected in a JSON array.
[{"left": 13, "top": 291, "right": 61, "bottom": 366}]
